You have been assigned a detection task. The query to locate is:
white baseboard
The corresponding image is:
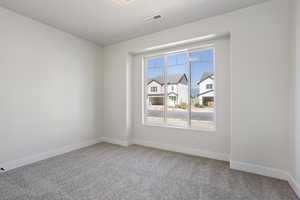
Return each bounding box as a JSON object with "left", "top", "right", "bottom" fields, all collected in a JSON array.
[
  {"left": 230, "top": 160, "right": 289, "bottom": 180},
  {"left": 230, "top": 160, "right": 300, "bottom": 198},
  {"left": 288, "top": 174, "right": 300, "bottom": 198},
  {"left": 0, "top": 138, "right": 102, "bottom": 172},
  {"left": 101, "top": 137, "right": 131, "bottom": 147},
  {"left": 1, "top": 136, "right": 299, "bottom": 198},
  {"left": 132, "top": 139, "right": 229, "bottom": 161}
]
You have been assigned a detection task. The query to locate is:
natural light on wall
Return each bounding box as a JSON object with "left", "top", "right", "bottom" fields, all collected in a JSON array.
[{"left": 145, "top": 34, "right": 216, "bottom": 52}]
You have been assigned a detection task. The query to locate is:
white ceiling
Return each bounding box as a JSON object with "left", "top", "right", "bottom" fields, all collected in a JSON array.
[{"left": 0, "top": 0, "right": 268, "bottom": 46}]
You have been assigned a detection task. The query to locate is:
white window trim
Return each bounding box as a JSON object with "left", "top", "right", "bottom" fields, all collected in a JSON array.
[{"left": 142, "top": 45, "right": 216, "bottom": 132}]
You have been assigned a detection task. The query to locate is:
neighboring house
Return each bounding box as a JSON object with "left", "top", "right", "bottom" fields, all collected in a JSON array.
[
  {"left": 147, "top": 74, "right": 188, "bottom": 107},
  {"left": 197, "top": 72, "right": 215, "bottom": 106}
]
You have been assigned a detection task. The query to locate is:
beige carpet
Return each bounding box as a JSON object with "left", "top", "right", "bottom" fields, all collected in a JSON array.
[{"left": 0, "top": 143, "right": 298, "bottom": 200}]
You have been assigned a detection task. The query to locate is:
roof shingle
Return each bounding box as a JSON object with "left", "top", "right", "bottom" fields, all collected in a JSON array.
[{"left": 148, "top": 73, "right": 187, "bottom": 85}]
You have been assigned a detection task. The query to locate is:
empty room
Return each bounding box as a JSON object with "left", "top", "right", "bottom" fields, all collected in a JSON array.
[{"left": 1, "top": 0, "right": 300, "bottom": 199}]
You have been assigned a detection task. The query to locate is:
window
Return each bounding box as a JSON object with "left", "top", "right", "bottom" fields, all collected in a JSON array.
[
  {"left": 151, "top": 87, "right": 157, "bottom": 92},
  {"left": 206, "top": 84, "right": 213, "bottom": 89},
  {"left": 169, "top": 96, "right": 176, "bottom": 101},
  {"left": 144, "top": 48, "right": 215, "bottom": 130}
]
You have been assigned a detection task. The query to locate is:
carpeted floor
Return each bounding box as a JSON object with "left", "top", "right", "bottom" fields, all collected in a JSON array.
[{"left": 0, "top": 143, "right": 298, "bottom": 200}]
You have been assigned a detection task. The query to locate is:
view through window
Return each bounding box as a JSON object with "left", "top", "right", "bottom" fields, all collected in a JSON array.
[{"left": 144, "top": 48, "right": 215, "bottom": 130}]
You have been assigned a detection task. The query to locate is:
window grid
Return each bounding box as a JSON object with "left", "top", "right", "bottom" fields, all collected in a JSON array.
[
  {"left": 150, "top": 87, "right": 157, "bottom": 92},
  {"left": 206, "top": 84, "right": 213, "bottom": 89},
  {"left": 144, "top": 47, "right": 215, "bottom": 130}
]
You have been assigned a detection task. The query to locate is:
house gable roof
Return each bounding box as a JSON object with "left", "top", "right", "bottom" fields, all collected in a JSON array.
[
  {"left": 148, "top": 73, "right": 188, "bottom": 85},
  {"left": 197, "top": 72, "right": 214, "bottom": 85},
  {"left": 148, "top": 79, "right": 162, "bottom": 86}
]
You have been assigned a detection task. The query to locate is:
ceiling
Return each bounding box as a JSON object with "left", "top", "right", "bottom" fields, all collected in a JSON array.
[{"left": 0, "top": 0, "right": 268, "bottom": 46}]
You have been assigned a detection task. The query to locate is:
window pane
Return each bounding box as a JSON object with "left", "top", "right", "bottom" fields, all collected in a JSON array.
[
  {"left": 146, "top": 57, "right": 164, "bottom": 124},
  {"left": 166, "top": 53, "right": 189, "bottom": 127},
  {"left": 190, "top": 49, "right": 215, "bottom": 130}
]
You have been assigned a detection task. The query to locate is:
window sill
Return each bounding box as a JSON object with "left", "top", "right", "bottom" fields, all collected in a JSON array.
[{"left": 143, "top": 122, "right": 216, "bottom": 133}]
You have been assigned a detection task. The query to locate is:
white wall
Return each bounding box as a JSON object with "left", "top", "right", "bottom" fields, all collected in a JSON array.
[
  {"left": 291, "top": 0, "right": 300, "bottom": 192},
  {"left": 0, "top": 7, "right": 103, "bottom": 165},
  {"left": 103, "top": 0, "right": 291, "bottom": 171},
  {"left": 176, "top": 84, "right": 188, "bottom": 105},
  {"left": 148, "top": 81, "right": 163, "bottom": 94},
  {"left": 168, "top": 84, "right": 178, "bottom": 96},
  {"left": 199, "top": 78, "right": 214, "bottom": 95}
]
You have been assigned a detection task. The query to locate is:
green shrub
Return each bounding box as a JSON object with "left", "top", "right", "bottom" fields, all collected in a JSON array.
[
  {"left": 176, "top": 102, "right": 188, "bottom": 109},
  {"left": 195, "top": 103, "right": 205, "bottom": 108}
]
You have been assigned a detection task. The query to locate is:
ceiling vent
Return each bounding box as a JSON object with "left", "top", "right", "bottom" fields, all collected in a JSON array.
[{"left": 144, "top": 15, "right": 163, "bottom": 22}]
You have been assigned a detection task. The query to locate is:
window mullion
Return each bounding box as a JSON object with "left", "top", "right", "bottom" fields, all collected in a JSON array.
[
  {"left": 163, "top": 55, "right": 168, "bottom": 124},
  {"left": 144, "top": 57, "right": 148, "bottom": 124},
  {"left": 188, "top": 52, "right": 192, "bottom": 127}
]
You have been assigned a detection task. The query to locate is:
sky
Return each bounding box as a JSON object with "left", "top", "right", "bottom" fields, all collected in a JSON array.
[{"left": 147, "top": 49, "right": 214, "bottom": 89}]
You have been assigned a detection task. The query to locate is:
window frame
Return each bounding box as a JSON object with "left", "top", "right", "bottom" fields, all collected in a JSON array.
[
  {"left": 206, "top": 83, "right": 213, "bottom": 89},
  {"left": 150, "top": 86, "right": 158, "bottom": 92},
  {"left": 142, "top": 45, "right": 216, "bottom": 132},
  {"left": 169, "top": 96, "right": 177, "bottom": 102}
]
